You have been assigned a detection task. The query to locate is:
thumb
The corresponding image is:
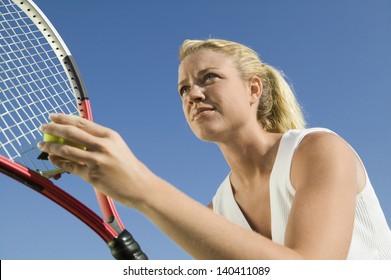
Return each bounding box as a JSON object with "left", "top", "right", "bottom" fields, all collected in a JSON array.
[{"left": 48, "top": 155, "right": 89, "bottom": 179}]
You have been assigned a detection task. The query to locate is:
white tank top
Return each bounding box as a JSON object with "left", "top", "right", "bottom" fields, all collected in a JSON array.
[{"left": 212, "top": 128, "right": 391, "bottom": 259}]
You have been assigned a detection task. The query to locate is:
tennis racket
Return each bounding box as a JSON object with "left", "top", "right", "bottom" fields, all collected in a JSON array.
[{"left": 0, "top": 0, "right": 147, "bottom": 260}]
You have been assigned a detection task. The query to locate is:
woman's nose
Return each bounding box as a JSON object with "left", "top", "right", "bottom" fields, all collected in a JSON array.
[{"left": 188, "top": 85, "right": 205, "bottom": 103}]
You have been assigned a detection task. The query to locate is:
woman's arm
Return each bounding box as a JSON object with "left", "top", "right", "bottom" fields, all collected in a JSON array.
[
  {"left": 136, "top": 176, "right": 305, "bottom": 259},
  {"left": 287, "top": 132, "right": 361, "bottom": 259},
  {"left": 39, "top": 114, "right": 360, "bottom": 259}
]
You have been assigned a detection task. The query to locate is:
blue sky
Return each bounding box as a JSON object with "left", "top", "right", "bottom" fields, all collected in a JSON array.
[{"left": 1, "top": 0, "right": 390, "bottom": 260}]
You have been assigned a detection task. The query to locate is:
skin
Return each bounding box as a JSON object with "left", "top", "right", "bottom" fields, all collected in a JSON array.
[{"left": 38, "top": 49, "right": 365, "bottom": 259}]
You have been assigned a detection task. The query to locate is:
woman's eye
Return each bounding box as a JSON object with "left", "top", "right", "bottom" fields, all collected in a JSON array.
[
  {"left": 179, "top": 86, "right": 190, "bottom": 97},
  {"left": 203, "top": 73, "right": 218, "bottom": 82}
]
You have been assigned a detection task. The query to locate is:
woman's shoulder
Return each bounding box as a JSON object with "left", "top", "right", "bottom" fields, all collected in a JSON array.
[
  {"left": 278, "top": 127, "right": 345, "bottom": 161},
  {"left": 294, "top": 128, "right": 346, "bottom": 150},
  {"left": 289, "top": 127, "right": 366, "bottom": 193},
  {"left": 284, "top": 127, "right": 334, "bottom": 140},
  {"left": 283, "top": 127, "right": 347, "bottom": 153}
]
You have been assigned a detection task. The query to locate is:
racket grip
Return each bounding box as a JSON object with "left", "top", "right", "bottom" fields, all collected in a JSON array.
[{"left": 108, "top": 229, "right": 148, "bottom": 260}]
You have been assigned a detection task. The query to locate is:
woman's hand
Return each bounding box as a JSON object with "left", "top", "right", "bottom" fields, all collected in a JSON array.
[{"left": 38, "top": 113, "right": 154, "bottom": 208}]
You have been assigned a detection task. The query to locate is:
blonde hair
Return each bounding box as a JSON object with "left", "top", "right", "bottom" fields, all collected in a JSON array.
[{"left": 179, "top": 39, "right": 306, "bottom": 133}]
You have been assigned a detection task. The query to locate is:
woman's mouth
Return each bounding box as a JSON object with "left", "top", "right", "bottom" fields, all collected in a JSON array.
[{"left": 192, "top": 106, "right": 215, "bottom": 121}]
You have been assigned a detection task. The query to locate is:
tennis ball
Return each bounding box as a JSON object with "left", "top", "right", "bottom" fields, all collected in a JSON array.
[
  {"left": 43, "top": 133, "right": 86, "bottom": 150},
  {"left": 43, "top": 133, "right": 66, "bottom": 144}
]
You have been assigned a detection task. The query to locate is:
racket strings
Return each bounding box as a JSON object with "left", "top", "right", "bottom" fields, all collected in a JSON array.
[{"left": 0, "top": 0, "right": 78, "bottom": 173}]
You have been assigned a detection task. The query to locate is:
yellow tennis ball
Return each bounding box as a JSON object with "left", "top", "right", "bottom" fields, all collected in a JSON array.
[
  {"left": 43, "top": 133, "right": 65, "bottom": 144},
  {"left": 43, "top": 133, "right": 86, "bottom": 150}
]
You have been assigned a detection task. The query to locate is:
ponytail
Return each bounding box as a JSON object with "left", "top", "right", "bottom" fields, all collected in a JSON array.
[{"left": 258, "top": 65, "right": 306, "bottom": 132}]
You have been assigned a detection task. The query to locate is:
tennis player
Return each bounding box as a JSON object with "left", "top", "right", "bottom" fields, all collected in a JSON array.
[{"left": 38, "top": 39, "right": 391, "bottom": 259}]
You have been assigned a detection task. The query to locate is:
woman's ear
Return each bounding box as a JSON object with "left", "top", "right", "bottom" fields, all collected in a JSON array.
[{"left": 249, "top": 76, "right": 263, "bottom": 105}]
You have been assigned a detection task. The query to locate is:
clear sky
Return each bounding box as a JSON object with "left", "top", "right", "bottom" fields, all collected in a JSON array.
[{"left": 1, "top": 0, "right": 390, "bottom": 260}]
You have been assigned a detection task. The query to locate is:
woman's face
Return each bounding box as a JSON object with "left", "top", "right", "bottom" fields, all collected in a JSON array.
[{"left": 178, "top": 49, "right": 260, "bottom": 142}]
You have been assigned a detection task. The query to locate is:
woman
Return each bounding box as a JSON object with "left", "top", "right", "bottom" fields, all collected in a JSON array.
[{"left": 38, "top": 39, "right": 391, "bottom": 259}]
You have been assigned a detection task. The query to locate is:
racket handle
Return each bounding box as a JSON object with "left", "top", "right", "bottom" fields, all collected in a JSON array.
[{"left": 108, "top": 229, "right": 148, "bottom": 260}]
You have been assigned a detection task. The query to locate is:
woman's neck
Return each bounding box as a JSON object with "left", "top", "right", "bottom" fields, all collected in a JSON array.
[{"left": 217, "top": 126, "right": 283, "bottom": 186}]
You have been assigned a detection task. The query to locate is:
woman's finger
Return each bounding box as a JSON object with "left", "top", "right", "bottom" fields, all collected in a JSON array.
[
  {"left": 48, "top": 154, "right": 90, "bottom": 178},
  {"left": 40, "top": 122, "right": 99, "bottom": 151},
  {"left": 38, "top": 141, "right": 94, "bottom": 166},
  {"left": 48, "top": 113, "right": 113, "bottom": 138}
]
